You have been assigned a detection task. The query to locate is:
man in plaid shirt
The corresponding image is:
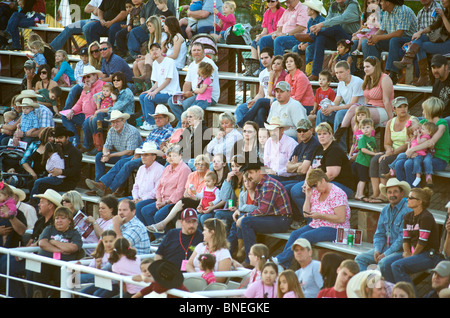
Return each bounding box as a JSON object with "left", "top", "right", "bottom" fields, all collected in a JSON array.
[{"left": 235, "top": 162, "right": 292, "bottom": 266}]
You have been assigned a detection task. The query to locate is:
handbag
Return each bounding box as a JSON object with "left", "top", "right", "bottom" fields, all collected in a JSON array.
[{"left": 428, "top": 26, "right": 449, "bottom": 43}]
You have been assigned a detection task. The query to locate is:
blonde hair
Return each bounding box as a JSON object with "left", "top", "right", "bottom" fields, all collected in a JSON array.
[
  {"left": 354, "top": 105, "right": 371, "bottom": 127},
  {"left": 28, "top": 40, "right": 45, "bottom": 53},
  {"left": 147, "top": 15, "right": 163, "bottom": 51},
  {"left": 422, "top": 121, "right": 438, "bottom": 137},
  {"left": 88, "top": 41, "right": 102, "bottom": 70},
  {"left": 406, "top": 117, "right": 420, "bottom": 140},
  {"left": 3, "top": 110, "right": 17, "bottom": 122},
  {"left": 102, "top": 83, "right": 114, "bottom": 92},
  {"left": 277, "top": 269, "right": 305, "bottom": 298},
  {"left": 224, "top": 1, "right": 236, "bottom": 12},
  {"left": 410, "top": 187, "right": 433, "bottom": 210},
  {"left": 55, "top": 49, "right": 69, "bottom": 65},
  {"left": 315, "top": 122, "right": 333, "bottom": 135},
  {"left": 61, "top": 190, "right": 84, "bottom": 212},
  {"left": 306, "top": 168, "right": 329, "bottom": 188},
  {"left": 194, "top": 154, "right": 211, "bottom": 165},
  {"left": 422, "top": 97, "right": 444, "bottom": 119}
]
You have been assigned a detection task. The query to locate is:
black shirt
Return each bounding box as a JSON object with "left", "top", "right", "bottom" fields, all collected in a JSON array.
[
  {"left": 61, "top": 141, "right": 82, "bottom": 185},
  {"left": 30, "top": 215, "right": 53, "bottom": 244},
  {"left": 99, "top": 0, "right": 127, "bottom": 22},
  {"left": 432, "top": 73, "right": 450, "bottom": 118},
  {"left": 0, "top": 210, "right": 27, "bottom": 248}
]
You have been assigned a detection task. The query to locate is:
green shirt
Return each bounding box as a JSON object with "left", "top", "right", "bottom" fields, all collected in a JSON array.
[
  {"left": 420, "top": 118, "right": 450, "bottom": 163},
  {"left": 356, "top": 134, "right": 377, "bottom": 167}
]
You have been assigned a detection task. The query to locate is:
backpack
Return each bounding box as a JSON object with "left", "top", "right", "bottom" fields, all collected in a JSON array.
[
  {"left": 223, "top": 23, "right": 252, "bottom": 46},
  {"left": 189, "top": 33, "right": 218, "bottom": 61}
]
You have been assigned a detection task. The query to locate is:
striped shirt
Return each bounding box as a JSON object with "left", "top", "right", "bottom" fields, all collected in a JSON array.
[
  {"left": 381, "top": 5, "right": 418, "bottom": 37},
  {"left": 403, "top": 209, "right": 439, "bottom": 252},
  {"left": 104, "top": 122, "right": 143, "bottom": 152},
  {"left": 251, "top": 175, "right": 292, "bottom": 217}
]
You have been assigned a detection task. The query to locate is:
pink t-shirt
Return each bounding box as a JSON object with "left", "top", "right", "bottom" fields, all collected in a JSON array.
[
  {"left": 262, "top": 7, "right": 286, "bottom": 34},
  {"left": 277, "top": 2, "right": 309, "bottom": 34},
  {"left": 309, "top": 184, "right": 351, "bottom": 230},
  {"left": 111, "top": 255, "right": 143, "bottom": 295},
  {"left": 196, "top": 76, "right": 213, "bottom": 102},
  {"left": 411, "top": 134, "right": 431, "bottom": 156},
  {"left": 201, "top": 271, "right": 216, "bottom": 285},
  {"left": 244, "top": 280, "right": 278, "bottom": 298}
]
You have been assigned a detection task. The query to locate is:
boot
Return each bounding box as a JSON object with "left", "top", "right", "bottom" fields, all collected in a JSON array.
[
  {"left": 242, "top": 58, "right": 251, "bottom": 76},
  {"left": 243, "top": 58, "right": 259, "bottom": 77},
  {"left": 294, "top": 33, "right": 312, "bottom": 43},
  {"left": 392, "top": 43, "right": 420, "bottom": 70},
  {"left": 133, "top": 64, "right": 151, "bottom": 83},
  {"left": 334, "top": 125, "right": 347, "bottom": 142},
  {"left": 412, "top": 58, "right": 429, "bottom": 87},
  {"left": 236, "top": 239, "right": 246, "bottom": 263}
]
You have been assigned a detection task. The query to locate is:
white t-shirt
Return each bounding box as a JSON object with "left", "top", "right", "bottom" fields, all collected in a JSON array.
[
  {"left": 336, "top": 75, "right": 364, "bottom": 105},
  {"left": 192, "top": 242, "right": 231, "bottom": 272},
  {"left": 259, "top": 68, "right": 270, "bottom": 97},
  {"left": 151, "top": 56, "right": 181, "bottom": 95},
  {"left": 267, "top": 98, "right": 307, "bottom": 138},
  {"left": 165, "top": 34, "right": 188, "bottom": 70},
  {"left": 186, "top": 56, "right": 220, "bottom": 102},
  {"left": 87, "top": 0, "right": 102, "bottom": 20}
]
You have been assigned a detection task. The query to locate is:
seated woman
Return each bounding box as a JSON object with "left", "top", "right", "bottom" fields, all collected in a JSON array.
[
  {"left": 185, "top": 218, "right": 232, "bottom": 283},
  {"left": 34, "top": 64, "right": 58, "bottom": 93},
  {"left": 161, "top": 16, "right": 188, "bottom": 71},
  {"left": 231, "top": 121, "right": 262, "bottom": 165},
  {"left": 273, "top": 168, "right": 351, "bottom": 270}
]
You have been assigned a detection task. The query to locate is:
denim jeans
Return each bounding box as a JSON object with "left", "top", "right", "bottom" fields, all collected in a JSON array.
[
  {"left": 61, "top": 113, "right": 87, "bottom": 146},
  {"left": 7, "top": 12, "right": 45, "bottom": 49},
  {"left": 50, "top": 19, "right": 94, "bottom": 50},
  {"left": 235, "top": 98, "right": 270, "bottom": 128},
  {"left": 30, "top": 176, "right": 64, "bottom": 199},
  {"left": 214, "top": 209, "right": 234, "bottom": 234},
  {"left": 311, "top": 25, "right": 351, "bottom": 77},
  {"left": 94, "top": 153, "right": 128, "bottom": 182},
  {"left": 275, "top": 225, "right": 338, "bottom": 269},
  {"left": 139, "top": 92, "right": 172, "bottom": 125},
  {"left": 240, "top": 215, "right": 292, "bottom": 263},
  {"left": 83, "top": 20, "right": 124, "bottom": 47},
  {"left": 361, "top": 36, "right": 411, "bottom": 74},
  {"left": 127, "top": 26, "right": 149, "bottom": 57},
  {"left": 63, "top": 84, "right": 84, "bottom": 110},
  {"left": 82, "top": 112, "right": 110, "bottom": 149},
  {"left": 413, "top": 35, "right": 450, "bottom": 61},
  {"left": 396, "top": 155, "right": 447, "bottom": 186},
  {"left": 138, "top": 202, "right": 174, "bottom": 238},
  {"left": 354, "top": 249, "right": 403, "bottom": 273},
  {"left": 168, "top": 95, "right": 216, "bottom": 128},
  {"left": 99, "top": 156, "right": 142, "bottom": 192},
  {"left": 315, "top": 108, "right": 349, "bottom": 151},
  {"left": 412, "top": 153, "right": 433, "bottom": 175}
]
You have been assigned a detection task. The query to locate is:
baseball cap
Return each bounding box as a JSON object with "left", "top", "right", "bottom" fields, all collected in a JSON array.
[
  {"left": 296, "top": 119, "right": 313, "bottom": 131},
  {"left": 149, "top": 42, "right": 161, "bottom": 50},
  {"left": 180, "top": 208, "right": 198, "bottom": 221},
  {"left": 291, "top": 238, "right": 312, "bottom": 251},
  {"left": 80, "top": 47, "right": 88, "bottom": 56},
  {"left": 275, "top": 81, "right": 291, "bottom": 92},
  {"left": 431, "top": 261, "right": 450, "bottom": 277},
  {"left": 431, "top": 54, "right": 448, "bottom": 68},
  {"left": 24, "top": 60, "right": 36, "bottom": 69},
  {"left": 392, "top": 96, "right": 409, "bottom": 108}
]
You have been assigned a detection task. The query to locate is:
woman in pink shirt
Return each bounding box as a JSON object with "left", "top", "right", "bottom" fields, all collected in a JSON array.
[{"left": 283, "top": 52, "right": 315, "bottom": 113}]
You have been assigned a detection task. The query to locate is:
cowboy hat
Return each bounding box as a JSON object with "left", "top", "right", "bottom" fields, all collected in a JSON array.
[
  {"left": 81, "top": 65, "right": 103, "bottom": 77},
  {"left": 379, "top": 178, "right": 411, "bottom": 197},
  {"left": 346, "top": 270, "right": 382, "bottom": 298},
  {"left": 105, "top": 110, "right": 130, "bottom": 122},
  {"left": 16, "top": 89, "right": 42, "bottom": 100},
  {"left": 264, "top": 116, "right": 289, "bottom": 130},
  {"left": 135, "top": 141, "right": 164, "bottom": 156},
  {"left": 8, "top": 184, "right": 26, "bottom": 202},
  {"left": 150, "top": 104, "right": 176, "bottom": 122},
  {"left": 148, "top": 259, "right": 184, "bottom": 289},
  {"left": 303, "top": 0, "right": 327, "bottom": 16},
  {"left": 54, "top": 126, "right": 75, "bottom": 137},
  {"left": 16, "top": 97, "right": 40, "bottom": 108},
  {"left": 33, "top": 189, "right": 63, "bottom": 208}
]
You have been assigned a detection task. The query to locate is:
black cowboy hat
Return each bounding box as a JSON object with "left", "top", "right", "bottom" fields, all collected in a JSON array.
[
  {"left": 148, "top": 259, "right": 184, "bottom": 289},
  {"left": 54, "top": 126, "right": 75, "bottom": 137}
]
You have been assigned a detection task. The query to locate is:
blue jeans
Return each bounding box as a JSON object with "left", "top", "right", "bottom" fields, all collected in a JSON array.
[
  {"left": 396, "top": 156, "right": 447, "bottom": 186},
  {"left": 214, "top": 209, "right": 234, "bottom": 234},
  {"left": 311, "top": 25, "right": 351, "bottom": 77},
  {"left": 61, "top": 113, "right": 88, "bottom": 146},
  {"left": 316, "top": 108, "right": 349, "bottom": 151},
  {"left": 99, "top": 156, "right": 142, "bottom": 192},
  {"left": 7, "top": 11, "right": 45, "bottom": 49},
  {"left": 275, "top": 225, "right": 338, "bottom": 269},
  {"left": 355, "top": 249, "right": 403, "bottom": 273},
  {"left": 168, "top": 95, "right": 216, "bottom": 128},
  {"left": 240, "top": 215, "right": 292, "bottom": 263},
  {"left": 258, "top": 34, "right": 301, "bottom": 56},
  {"left": 94, "top": 153, "right": 128, "bottom": 182},
  {"left": 82, "top": 112, "right": 110, "bottom": 149},
  {"left": 138, "top": 203, "right": 174, "bottom": 238},
  {"left": 413, "top": 35, "right": 450, "bottom": 61},
  {"left": 361, "top": 36, "right": 411, "bottom": 74},
  {"left": 412, "top": 153, "right": 433, "bottom": 175},
  {"left": 50, "top": 19, "right": 94, "bottom": 50},
  {"left": 235, "top": 98, "right": 270, "bottom": 128},
  {"left": 127, "top": 26, "right": 149, "bottom": 57},
  {"left": 63, "top": 84, "right": 84, "bottom": 110},
  {"left": 139, "top": 92, "right": 171, "bottom": 125},
  {"left": 30, "top": 176, "right": 64, "bottom": 199},
  {"left": 83, "top": 20, "right": 124, "bottom": 47}
]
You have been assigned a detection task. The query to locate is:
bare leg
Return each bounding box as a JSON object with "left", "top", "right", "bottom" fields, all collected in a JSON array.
[{"left": 148, "top": 200, "right": 184, "bottom": 231}]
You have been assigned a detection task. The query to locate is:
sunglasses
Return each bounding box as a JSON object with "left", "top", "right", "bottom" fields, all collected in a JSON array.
[
  {"left": 100, "top": 47, "right": 109, "bottom": 52},
  {"left": 297, "top": 129, "right": 309, "bottom": 133},
  {"left": 243, "top": 130, "right": 255, "bottom": 134},
  {"left": 266, "top": 0, "right": 277, "bottom": 2},
  {"left": 407, "top": 195, "right": 420, "bottom": 200},
  {"left": 40, "top": 71, "right": 47, "bottom": 74},
  {"left": 61, "top": 199, "right": 70, "bottom": 204},
  {"left": 112, "top": 79, "right": 122, "bottom": 82},
  {"left": 90, "top": 49, "right": 100, "bottom": 53}
]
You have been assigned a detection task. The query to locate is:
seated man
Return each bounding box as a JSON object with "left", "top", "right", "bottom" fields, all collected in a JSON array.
[
  {"left": 85, "top": 105, "right": 175, "bottom": 197},
  {"left": 89, "top": 110, "right": 142, "bottom": 188},
  {"left": 183, "top": 0, "right": 223, "bottom": 36},
  {"left": 98, "top": 41, "right": 134, "bottom": 86},
  {"left": 22, "top": 60, "right": 39, "bottom": 90}
]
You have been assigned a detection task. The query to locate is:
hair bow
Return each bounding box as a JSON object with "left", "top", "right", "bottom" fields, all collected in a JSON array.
[
  {"left": 405, "top": 120, "right": 412, "bottom": 128},
  {"left": 0, "top": 182, "right": 4, "bottom": 190},
  {"left": 345, "top": 39, "right": 351, "bottom": 44}
]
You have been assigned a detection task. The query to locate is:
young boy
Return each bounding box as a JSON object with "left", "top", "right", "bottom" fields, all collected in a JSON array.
[
  {"left": 155, "top": 0, "right": 175, "bottom": 18},
  {"left": 128, "top": 0, "right": 145, "bottom": 32},
  {"left": 317, "top": 259, "right": 360, "bottom": 298},
  {"left": 352, "top": 118, "right": 383, "bottom": 200},
  {"left": 37, "top": 86, "right": 63, "bottom": 116},
  {"left": 17, "top": 98, "right": 40, "bottom": 143},
  {"left": 26, "top": 41, "right": 47, "bottom": 72},
  {"left": 74, "top": 47, "right": 89, "bottom": 87},
  {"left": 309, "top": 70, "right": 336, "bottom": 126},
  {"left": 179, "top": 0, "right": 203, "bottom": 39}
]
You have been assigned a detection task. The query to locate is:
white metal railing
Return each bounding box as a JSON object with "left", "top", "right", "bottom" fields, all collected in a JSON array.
[{"left": 0, "top": 246, "right": 249, "bottom": 298}]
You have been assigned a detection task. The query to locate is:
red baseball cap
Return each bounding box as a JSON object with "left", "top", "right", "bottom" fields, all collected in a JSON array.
[{"left": 181, "top": 208, "right": 198, "bottom": 221}]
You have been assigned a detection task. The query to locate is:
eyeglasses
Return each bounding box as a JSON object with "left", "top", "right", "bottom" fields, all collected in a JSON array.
[
  {"left": 84, "top": 75, "right": 92, "bottom": 79},
  {"left": 195, "top": 163, "right": 209, "bottom": 167},
  {"left": 90, "top": 49, "right": 100, "bottom": 53},
  {"left": 100, "top": 47, "right": 109, "bottom": 52},
  {"left": 407, "top": 195, "right": 420, "bottom": 200}
]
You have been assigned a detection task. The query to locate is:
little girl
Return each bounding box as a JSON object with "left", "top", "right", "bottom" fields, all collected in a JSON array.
[
  {"left": 212, "top": 1, "right": 237, "bottom": 43},
  {"left": 27, "top": 40, "right": 47, "bottom": 72},
  {"left": 52, "top": 49, "right": 76, "bottom": 87},
  {"left": 0, "top": 182, "right": 18, "bottom": 247},
  {"left": 329, "top": 39, "right": 353, "bottom": 78},
  {"left": 244, "top": 262, "right": 278, "bottom": 298},
  {"left": 351, "top": 1, "right": 382, "bottom": 56},
  {"left": 198, "top": 253, "right": 217, "bottom": 285},
  {"left": 197, "top": 171, "right": 221, "bottom": 225},
  {"left": 239, "top": 243, "right": 269, "bottom": 288},
  {"left": 212, "top": 154, "right": 229, "bottom": 188},
  {"left": 193, "top": 62, "right": 214, "bottom": 109},
  {"left": 93, "top": 83, "right": 116, "bottom": 119},
  {"left": 277, "top": 269, "right": 304, "bottom": 298},
  {"left": 42, "top": 142, "right": 66, "bottom": 182},
  {"left": 0, "top": 110, "right": 17, "bottom": 143},
  {"left": 348, "top": 105, "right": 374, "bottom": 162}
]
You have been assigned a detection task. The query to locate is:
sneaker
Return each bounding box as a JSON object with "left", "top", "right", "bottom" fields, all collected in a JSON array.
[
  {"left": 141, "top": 121, "right": 157, "bottom": 131},
  {"left": 351, "top": 49, "right": 363, "bottom": 56}
]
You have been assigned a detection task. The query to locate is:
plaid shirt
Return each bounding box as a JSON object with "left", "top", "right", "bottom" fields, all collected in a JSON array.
[
  {"left": 381, "top": 5, "right": 418, "bottom": 37},
  {"left": 417, "top": 0, "right": 442, "bottom": 30},
  {"left": 104, "top": 122, "right": 143, "bottom": 152},
  {"left": 121, "top": 216, "right": 151, "bottom": 255},
  {"left": 251, "top": 175, "right": 292, "bottom": 217},
  {"left": 142, "top": 123, "right": 175, "bottom": 148},
  {"left": 19, "top": 140, "right": 40, "bottom": 166},
  {"left": 36, "top": 105, "right": 55, "bottom": 128},
  {"left": 20, "top": 111, "right": 40, "bottom": 133}
]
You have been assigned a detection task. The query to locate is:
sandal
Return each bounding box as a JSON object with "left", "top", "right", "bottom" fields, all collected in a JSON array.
[
  {"left": 369, "top": 197, "right": 388, "bottom": 204},
  {"left": 146, "top": 224, "right": 165, "bottom": 234}
]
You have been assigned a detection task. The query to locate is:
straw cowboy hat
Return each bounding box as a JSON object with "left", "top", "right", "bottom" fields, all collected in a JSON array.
[
  {"left": 33, "top": 189, "right": 63, "bottom": 208},
  {"left": 264, "top": 116, "right": 289, "bottom": 130},
  {"left": 81, "top": 65, "right": 103, "bottom": 77},
  {"left": 346, "top": 270, "right": 382, "bottom": 298},
  {"left": 8, "top": 185, "right": 26, "bottom": 202},
  {"left": 150, "top": 104, "right": 176, "bottom": 123},
  {"left": 135, "top": 141, "right": 164, "bottom": 156},
  {"left": 379, "top": 178, "right": 411, "bottom": 197},
  {"left": 105, "top": 110, "right": 130, "bottom": 122},
  {"left": 16, "top": 89, "right": 42, "bottom": 100},
  {"left": 16, "top": 97, "right": 40, "bottom": 108},
  {"left": 303, "top": 0, "right": 327, "bottom": 16}
]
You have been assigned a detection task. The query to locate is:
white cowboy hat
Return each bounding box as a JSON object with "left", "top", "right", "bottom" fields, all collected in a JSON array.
[
  {"left": 16, "top": 97, "right": 40, "bottom": 108},
  {"left": 105, "top": 110, "right": 130, "bottom": 122},
  {"left": 8, "top": 184, "right": 26, "bottom": 202},
  {"left": 33, "top": 189, "right": 62, "bottom": 208},
  {"left": 81, "top": 65, "right": 103, "bottom": 77},
  {"left": 135, "top": 141, "right": 164, "bottom": 156},
  {"left": 16, "top": 89, "right": 42, "bottom": 100},
  {"left": 346, "top": 270, "right": 382, "bottom": 298},
  {"left": 150, "top": 104, "right": 176, "bottom": 123},
  {"left": 379, "top": 177, "right": 411, "bottom": 197},
  {"left": 264, "top": 116, "right": 289, "bottom": 130},
  {"left": 303, "top": 0, "right": 327, "bottom": 16}
]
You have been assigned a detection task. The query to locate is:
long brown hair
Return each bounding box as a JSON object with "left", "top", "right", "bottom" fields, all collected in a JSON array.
[{"left": 362, "top": 56, "right": 383, "bottom": 90}]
